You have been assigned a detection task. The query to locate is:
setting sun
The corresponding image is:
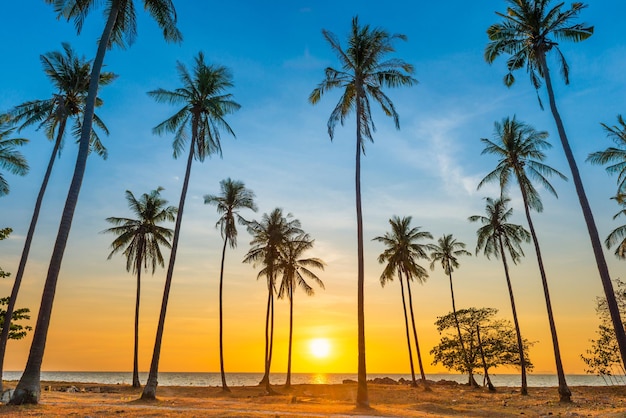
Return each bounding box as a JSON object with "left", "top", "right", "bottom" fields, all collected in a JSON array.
[{"left": 309, "top": 338, "right": 331, "bottom": 359}]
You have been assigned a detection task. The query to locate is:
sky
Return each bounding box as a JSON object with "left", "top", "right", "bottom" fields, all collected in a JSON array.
[{"left": 2, "top": 1, "right": 626, "bottom": 377}]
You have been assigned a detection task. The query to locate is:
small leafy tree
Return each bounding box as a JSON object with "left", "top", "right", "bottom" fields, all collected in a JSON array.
[
  {"left": 0, "top": 298, "right": 32, "bottom": 340},
  {"left": 431, "top": 307, "right": 533, "bottom": 386},
  {"left": 581, "top": 278, "right": 626, "bottom": 382}
]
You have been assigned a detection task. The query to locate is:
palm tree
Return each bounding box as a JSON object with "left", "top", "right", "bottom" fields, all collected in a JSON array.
[
  {"left": 429, "top": 234, "right": 475, "bottom": 387},
  {"left": 10, "top": 1, "right": 181, "bottom": 405},
  {"left": 102, "top": 188, "right": 176, "bottom": 388},
  {"left": 485, "top": 1, "right": 626, "bottom": 381},
  {"left": 309, "top": 16, "right": 416, "bottom": 408},
  {"left": 142, "top": 53, "right": 240, "bottom": 400},
  {"left": 0, "top": 43, "right": 114, "bottom": 392},
  {"left": 478, "top": 116, "right": 571, "bottom": 400},
  {"left": 373, "top": 216, "right": 432, "bottom": 388},
  {"left": 204, "top": 178, "right": 257, "bottom": 392},
  {"left": 243, "top": 208, "right": 303, "bottom": 394},
  {"left": 588, "top": 115, "right": 626, "bottom": 194},
  {"left": 276, "top": 233, "right": 325, "bottom": 389},
  {"left": 469, "top": 196, "right": 531, "bottom": 394},
  {"left": 0, "top": 116, "right": 28, "bottom": 196},
  {"left": 603, "top": 194, "right": 626, "bottom": 259}
]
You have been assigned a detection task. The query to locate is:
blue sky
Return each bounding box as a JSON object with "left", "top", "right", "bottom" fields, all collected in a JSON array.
[{"left": 2, "top": 1, "right": 626, "bottom": 375}]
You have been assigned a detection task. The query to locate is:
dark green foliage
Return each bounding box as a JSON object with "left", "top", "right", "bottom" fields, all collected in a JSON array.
[
  {"left": 0, "top": 297, "right": 32, "bottom": 340},
  {"left": 431, "top": 307, "right": 533, "bottom": 375}
]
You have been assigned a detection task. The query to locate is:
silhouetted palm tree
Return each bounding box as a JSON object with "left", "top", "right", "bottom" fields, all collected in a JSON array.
[
  {"left": 204, "top": 178, "right": 257, "bottom": 392},
  {"left": 588, "top": 115, "right": 626, "bottom": 194},
  {"left": 486, "top": 2, "right": 626, "bottom": 394},
  {"left": 469, "top": 196, "right": 530, "bottom": 394},
  {"left": 602, "top": 194, "right": 626, "bottom": 259},
  {"left": 309, "top": 16, "right": 416, "bottom": 408},
  {"left": 0, "top": 43, "right": 114, "bottom": 391},
  {"left": 0, "top": 116, "right": 29, "bottom": 197},
  {"left": 142, "top": 53, "right": 239, "bottom": 400},
  {"left": 277, "top": 233, "right": 325, "bottom": 388},
  {"left": 478, "top": 116, "right": 570, "bottom": 399},
  {"left": 244, "top": 209, "right": 303, "bottom": 394},
  {"left": 429, "top": 234, "right": 475, "bottom": 386},
  {"left": 102, "top": 188, "right": 176, "bottom": 388},
  {"left": 10, "top": 0, "right": 181, "bottom": 404},
  {"left": 373, "top": 216, "right": 432, "bottom": 388}
]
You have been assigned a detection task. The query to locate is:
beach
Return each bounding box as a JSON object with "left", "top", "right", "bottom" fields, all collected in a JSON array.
[{"left": 1, "top": 380, "right": 626, "bottom": 417}]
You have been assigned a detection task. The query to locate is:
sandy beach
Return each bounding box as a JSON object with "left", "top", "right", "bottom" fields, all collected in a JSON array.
[{"left": 1, "top": 380, "right": 626, "bottom": 417}]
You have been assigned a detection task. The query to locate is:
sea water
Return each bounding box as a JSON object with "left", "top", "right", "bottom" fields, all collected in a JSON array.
[{"left": 2, "top": 372, "right": 621, "bottom": 387}]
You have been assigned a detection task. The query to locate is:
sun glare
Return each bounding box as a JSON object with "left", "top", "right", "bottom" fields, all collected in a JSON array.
[{"left": 309, "top": 338, "right": 331, "bottom": 358}]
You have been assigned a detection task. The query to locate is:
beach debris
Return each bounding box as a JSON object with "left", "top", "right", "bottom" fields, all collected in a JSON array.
[{"left": 1, "top": 389, "right": 14, "bottom": 403}]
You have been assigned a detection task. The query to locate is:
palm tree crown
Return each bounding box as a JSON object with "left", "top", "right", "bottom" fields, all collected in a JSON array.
[
  {"left": 373, "top": 216, "right": 432, "bottom": 286},
  {"left": 204, "top": 178, "right": 257, "bottom": 248},
  {"left": 103, "top": 187, "right": 177, "bottom": 274},
  {"left": 478, "top": 116, "right": 566, "bottom": 211},
  {"left": 277, "top": 234, "right": 326, "bottom": 300},
  {"left": 587, "top": 115, "right": 626, "bottom": 195},
  {"left": 8, "top": 43, "right": 115, "bottom": 159},
  {"left": 469, "top": 197, "right": 530, "bottom": 263},
  {"left": 485, "top": 0, "right": 593, "bottom": 94},
  {"left": 148, "top": 52, "right": 241, "bottom": 161},
  {"left": 429, "top": 234, "right": 471, "bottom": 275},
  {"left": 604, "top": 194, "right": 626, "bottom": 259},
  {"left": 0, "top": 118, "right": 28, "bottom": 196}
]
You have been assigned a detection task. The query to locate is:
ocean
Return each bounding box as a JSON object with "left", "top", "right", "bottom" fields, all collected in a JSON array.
[{"left": 2, "top": 372, "right": 622, "bottom": 387}]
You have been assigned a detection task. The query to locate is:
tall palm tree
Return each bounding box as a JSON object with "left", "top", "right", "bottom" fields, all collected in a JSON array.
[
  {"left": 429, "top": 234, "right": 475, "bottom": 386},
  {"left": 0, "top": 116, "right": 28, "bottom": 196},
  {"left": 0, "top": 43, "right": 114, "bottom": 392},
  {"left": 243, "top": 208, "right": 303, "bottom": 394},
  {"left": 10, "top": 1, "right": 181, "bottom": 405},
  {"left": 485, "top": 1, "right": 626, "bottom": 382},
  {"left": 309, "top": 16, "right": 416, "bottom": 408},
  {"left": 373, "top": 216, "right": 432, "bottom": 388},
  {"left": 142, "top": 54, "right": 240, "bottom": 400},
  {"left": 276, "top": 233, "right": 325, "bottom": 389},
  {"left": 204, "top": 178, "right": 257, "bottom": 392},
  {"left": 588, "top": 115, "right": 626, "bottom": 194},
  {"left": 469, "top": 197, "right": 531, "bottom": 394},
  {"left": 102, "top": 187, "right": 176, "bottom": 388},
  {"left": 478, "top": 116, "right": 571, "bottom": 400}
]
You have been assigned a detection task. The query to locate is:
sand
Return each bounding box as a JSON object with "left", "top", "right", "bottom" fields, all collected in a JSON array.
[{"left": 1, "top": 380, "right": 625, "bottom": 417}]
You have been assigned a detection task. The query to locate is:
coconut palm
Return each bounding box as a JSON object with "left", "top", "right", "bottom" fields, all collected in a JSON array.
[
  {"left": 603, "top": 194, "right": 626, "bottom": 259},
  {"left": 10, "top": 1, "right": 181, "bottom": 405},
  {"left": 276, "top": 233, "right": 325, "bottom": 389},
  {"left": 204, "top": 178, "right": 257, "bottom": 392},
  {"left": 102, "top": 188, "right": 176, "bottom": 388},
  {"left": 309, "top": 16, "right": 416, "bottom": 407},
  {"left": 485, "top": 1, "right": 626, "bottom": 385},
  {"left": 142, "top": 54, "right": 240, "bottom": 400},
  {"left": 373, "top": 216, "right": 432, "bottom": 388},
  {"left": 0, "top": 43, "right": 114, "bottom": 392},
  {"left": 0, "top": 116, "right": 28, "bottom": 196},
  {"left": 243, "top": 209, "right": 303, "bottom": 394},
  {"left": 429, "top": 234, "right": 476, "bottom": 387},
  {"left": 469, "top": 196, "right": 531, "bottom": 394},
  {"left": 588, "top": 115, "right": 626, "bottom": 194},
  {"left": 478, "top": 116, "right": 571, "bottom": 400}
]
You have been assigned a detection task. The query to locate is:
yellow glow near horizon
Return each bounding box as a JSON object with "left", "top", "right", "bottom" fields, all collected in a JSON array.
[{"left": 309, "top": 338, "right": 331, "bottom": 359}]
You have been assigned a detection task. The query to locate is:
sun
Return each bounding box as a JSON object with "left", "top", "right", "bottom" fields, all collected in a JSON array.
[{"left": 309, "top": 338, "right": 331, "bottom": 358}]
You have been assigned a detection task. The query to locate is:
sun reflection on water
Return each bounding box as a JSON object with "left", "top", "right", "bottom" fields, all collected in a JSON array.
[{"left": 311, "top": 373, "right": 329, "bottom": 385}]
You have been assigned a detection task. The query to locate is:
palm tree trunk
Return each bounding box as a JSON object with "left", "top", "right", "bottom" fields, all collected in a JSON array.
[
  {"left": 9, "top": 6, "right": 119, "bottom": 405},
  {"left": 448, "top": 272, "right": 477, "bottom": 388},
  {"left": 355, "top": 94, "right": 369, "bottom": 408},
  {"left": 476, "top": 324, "right": 495, "bottom": 392},
  {"left": 540, "top": 52, "right": 622, "bottom": 401},
  {"left": 260, "top": 280, "right": 271, "bottom": 387},
  {"left": 218, "top": 237, "right": 230, "bottom": 392},
  {"left": 285, "top": 285, "right": 293, "bottom": 388},
  {"left": 133, "top": 262, "right": 142, "bottom": 388},
  {"left": 0, "top": 120, "right": 65, "bottom": 392},
  {"left": 265, "top": 288, "right": 276, "bottom": 394},
  {"left": 518, "top": 183, "right": 571, "bottom": 401},
  {"left": 141, "top": 133, "right": 195, "bottom": 400},
  {"left": 405, "top": 272, "right": 428, "bottom": 387},
  {"left": 497, "top": 236, "right": 527, "bottom": 395},
  {"left": 398, "top": 270, "right": 417, "bottom": 387}
]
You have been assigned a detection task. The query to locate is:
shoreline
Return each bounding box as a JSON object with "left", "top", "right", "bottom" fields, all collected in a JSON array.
[{"left": 2, "top": 380, "right": 626, "bottom": 417}]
